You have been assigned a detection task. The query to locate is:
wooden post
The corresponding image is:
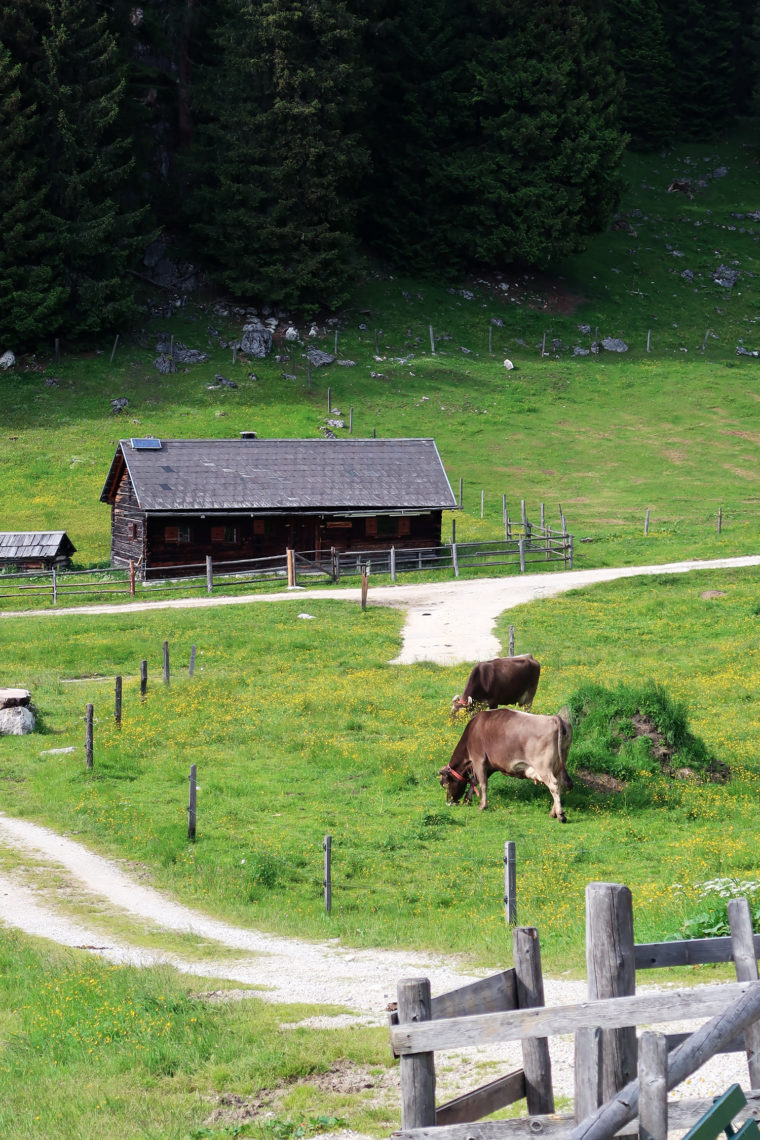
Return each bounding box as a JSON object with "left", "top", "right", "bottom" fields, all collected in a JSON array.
[
  {"left": 584, "top": 882, "right": 637, "bottom": 1100},
  {"left": 541, "top": 331, "right": 547, "bottom": 358},
  {"left": 361, "top": 564, "right": 369, "bottom": 610},
  {"left": 52, "top": 566, "right": 57, "bottom": 606},
  {"left": 114, "top": 676, "right": 122, "bottom": 726},
  {"left": 54, "top": 337, "right": 60, "bottom": 363},
  {"left": 170, "top": 334, "right": 174, "bottom": 356},
  {"left": 452, "top": 542, "right": 459, "bottom": 578},
  {"left": 489, "top": 324, "right": 493, "bottom": 353},
  {"left": 509, "top": 625, "right": 515, "bottom": 656},
  {"left": 187, "top": 763, "right": 197, "bottom": 841},
  {"left": 718, "top": 506, "right": 723, "bottom": 534},
  {"left": 702, "top": 328, "right": 711, "bottom": 352},
  {"left": 110, "top": 333, "right": 120, "bottom": 363},
  {"left": 206, "top": 554, "right": 213, "bottom": 594},
  {"left": 451, "top": 518, "right": 456, "bottom": 544},
  {"left": 513, "top": 926, "right": 554, "bottom": 1115},
  {"left": 458, "top": 476, "right": 463, "bottom": 508},
  {"left": 140, "top": 659, "right": 147, "bottom": 698},
  {"left": 323, "top": 834, "right": 332, "bottom": 914},
  {"left": 163, "top": 640, "right": 170, "bottom": 685},
  {"left": 646, "top": 329, "right": 651, "bottom": 353},
  {"left": 129, "top": 559, "right": 135, "bottom": 597},
  {"left": 85, "top": 703, "right": 93, "bottom": 769},
  {"left": 728, "top": 896, "right": 760, "bottom": 1088},
  {"left": 540, "top": 502, "right": 545, "bottom": 528},
  {"left": 637, "top": 1031, "right": 668, "bottom": 1140},
  {"left": 286, "top": 547, "right": 295, "bottom": 588},
  {"left": 232, "top": 345, "right": 237, "bottom": 366},
  {"left": 390, "top": 545, "right": 396, "bottom": 582},
  {"left": 644, "top": 508, "right": 650, "bottom": 536},
  {"left": 429, "top": 325, "right": 435, "bottom": 354},
  {"left": 349, "top": 406, "right": 353, "bottom": 434},
  {"left": 568, "top": 534, "right": 574, "bottom": 569},
  {"left": 574, "top": 1027, "right": 604, "bottom": 1123},
  {"left": 372, "top": 427, "right": 376, "bottom": 439},
  {"left": 334, "top": 329, "right": 338, "bottom": 355},
  {"left": 503, "top": 841, "right": 516, "bottom": 924},
  {"left": 519, "top": 538, "right": 525, "bottom": 573},
  {"left": 189, "top": 645, "right": 196, "bottom": 677},
  {"left": 480, "top": 489, "right": 484, "bottom": 519},
  {"left": 397, "top": 978, "right": 436, "bottom": 1129},
  {"left": 327, "top": 386, "right": 331, "bottom": 413}
]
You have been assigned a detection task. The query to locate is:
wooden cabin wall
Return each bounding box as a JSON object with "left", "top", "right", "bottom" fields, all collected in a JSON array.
[{"left": 110, "top": 472, "right": 146, "bottom": 567}]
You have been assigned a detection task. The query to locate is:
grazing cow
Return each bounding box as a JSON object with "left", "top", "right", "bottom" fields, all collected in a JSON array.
[
  {"left": 438, "top": 707, "right": 573, "bottom": 821},
  {"left": 451, "top": 654, "right": 540, "bottom": 717}
]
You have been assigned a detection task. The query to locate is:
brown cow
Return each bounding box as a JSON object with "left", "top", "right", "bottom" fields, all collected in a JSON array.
[
  {"left": 438, "top": 707, "right": 573, "bottom": 821},
  {"left": 451, "top": 654, "right": 540, "bottom": 716}
]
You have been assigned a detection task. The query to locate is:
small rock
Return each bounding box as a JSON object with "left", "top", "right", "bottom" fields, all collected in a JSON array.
[
  {"left": 307, "top": 348, "right": 335, "bottom": 367},
  {"left": 336, "top": 359, "right": 356, "bottom": 367},
  {"left": 503, "top": 359, "right": 514, "bottom": 370},
  {"left": 0, "top": 350, "right": 15, "bottom": 370},
  {"left": 490, "top": 317, "right": 504, "bottom": 327},
  {"left": 601, "top": 337, "right": 628, "bottom": 353},
  {"left": 297, "top": 613, "right": 316, "bottom": 620},
  {"left": 153, "top": 353, "right": 176, "bottom": 374},
  {"left": 0, "top": 706, "right": 35, "bottom": 735},
  {"left": 111, "top": 397, "right": 129, "bottom": 413}
]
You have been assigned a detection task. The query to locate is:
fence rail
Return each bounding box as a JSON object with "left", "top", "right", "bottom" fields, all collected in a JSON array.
[{"left": 0, "top": 532, "right": 573, "bottom": 607}]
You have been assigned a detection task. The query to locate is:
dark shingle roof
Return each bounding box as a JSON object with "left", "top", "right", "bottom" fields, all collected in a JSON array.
[
  {"left": 0, "top": 532, "right": 76, "bottom": 560},
  {"left": 101, "top": 438, "right": 457, "bottom": 512}
]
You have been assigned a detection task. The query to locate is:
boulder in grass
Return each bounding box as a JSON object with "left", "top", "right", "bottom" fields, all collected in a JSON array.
[{"left": 0, "top": 706, "right": 34, "bottom": 735}]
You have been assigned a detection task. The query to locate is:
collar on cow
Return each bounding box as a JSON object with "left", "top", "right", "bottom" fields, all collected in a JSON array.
[{"left": 445, "top": 764, "right": 469, "bottom": 783}]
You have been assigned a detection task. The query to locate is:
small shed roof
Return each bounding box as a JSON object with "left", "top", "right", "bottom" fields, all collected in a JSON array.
[
  {"left": 101, "top": 438, "right": 458, "bottom": 513},
  {"left": 0, "top": 532, "right": 76, "bottom": 560}
]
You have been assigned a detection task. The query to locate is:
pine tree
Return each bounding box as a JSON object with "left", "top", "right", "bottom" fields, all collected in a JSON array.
[
  {"left": 607, "top": 0, "right": 676, "bottom": 150},
  {"left": 188, "top": 0, "right": 370, "bottom": 311},
  {"left": 38, "top": 0, "right": 147, "bottom": 338},
  {"left": 0, "top": 43, "right": 67, "bottom": 346},
  {"left": 659, "top": 0, "right": 739, "bottom": 137}
]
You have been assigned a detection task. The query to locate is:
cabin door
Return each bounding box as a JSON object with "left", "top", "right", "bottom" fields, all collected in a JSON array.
[{"left": 286, "top": 519, "right": 314, "bottom": 553}]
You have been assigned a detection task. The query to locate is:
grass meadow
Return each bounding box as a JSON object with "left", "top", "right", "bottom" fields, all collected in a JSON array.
[{"left": 2, "top": 126, "right": 760, "bottom": 1137}]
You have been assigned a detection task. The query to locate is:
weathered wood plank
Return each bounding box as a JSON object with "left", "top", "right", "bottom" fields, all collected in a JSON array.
[
  {"left": 432, "top": 971, "right": 518, "bottom": 1021},
  {"left": 634, "top": 935, "right": 760, "bottom": 970},
  {"left": 665, "top": 1030, "right": 745, "bottom": 1053},
  {"left": 574, "top": 1027, "right": 603, "bottom": 1123},
  {"left": 514, "top": 927, "right": 554, "bottom": 1116},
  {"left": 389, "top": 981, "right": 760, "bottom": 1055},
  {"left": 391, "top": 1094, "right": 760, "bottom": 1140},
  {"left": 637, "top": 1031, "right": 667, "bottom": 1140},
  {"left": 586, "top": 883, "right": 637, "bottom": 1100},
  {"left": 435, "top": 1070, "right": 526, "bottom": 1126},
  {"left": 729, "top": 898, "right": 760, "bottom": 1090}
]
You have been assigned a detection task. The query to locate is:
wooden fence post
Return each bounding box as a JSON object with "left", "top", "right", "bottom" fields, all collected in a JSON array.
[
  {"left": 324, "top": 834, "right": 332, "bottom": 914},
  {"left": 519, "top": 538, "right": 525, "bottom": 573},
  {"left": 85, "top": 703, "right": 93, "bottom": 769},
  {"left": 728, "top": 896, "right": 760, "bottom": 1088},
  {"left": 286, "top": 547, "right": 295, "bottom": 587},
  {"left": 129, "top": 559, "right": 135, "bottom": 596},
  {"left": 509, "top": 625, "right": 515, "bottom": 656},
  {"left": 52, "top": 566, "right": 57, "bottom": 606},
  {"left": 718, "top": 506, "right": 723, "bottom": 534},
  {"left": 568, "top": 534, "right": 574, "bottom": 569},
  {"left": 110, "top": 333, "right": 120, "bottom": 363},
  {"left": 452, "top": 542, "right": 459, "bottom": 578},
  {"left": 637, "top": 1031, "right": 668, "bottom": 1140},
  {"left": 187, "top": 763, "right": 197, "bottom": 841},
  {"left": 349, "top": 407, "right": 353, "bottom": 434},
  {"left": 429, "top": 325, "right": 436, "bottom": 354},
  {"left": 574, "top": 1027, "right": 603, "bottom": 1123},
  {"left": 206, "top": 554, "right": 213, "bottom": 594},
  {"left": 451, "top": 518, "right": 456, "bottom": 544},
  {"left": 361, "top": 564, "right": 369, "bottom": 610},
  {"left": 114, "top": 676, "right": 122, "bottom": 726},
  {"left": 513, "top": 926, "right": 554, "bottom": 1115},
  {"left": 584, "top": 882, "right": 637, "bottom": 1100},
  {"left": 163, "top": 640, "right": 170, "bottom": 684},
  {"left": 390, "top": 545, "right": 396, "bottom": 582},
  {"left": 503, "top": 840, "right": 516, "bottom": 924},
  {"left": 397, "top": 978, "right": 436, "bottom": 1129},
  {"left": 140, "top": 659, "right": 147, "bottom": 698},
  {"left": 189, "top": 645, "right": 197, "bottom": 677},
  {"left": 644, "top": 509, "right": 650, "bottom": 536},
  {"left": 327, "top": 386, "right": 332, "bottom": 413}
]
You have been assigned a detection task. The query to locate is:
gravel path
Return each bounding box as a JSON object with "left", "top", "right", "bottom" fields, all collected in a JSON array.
[{"left": 5, "top": 553, "right": 760, "bottom": 666}]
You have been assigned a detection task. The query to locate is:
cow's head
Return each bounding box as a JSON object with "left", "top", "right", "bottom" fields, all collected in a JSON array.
[
  {"left": 450, "top": 694, "right": 473, "bottom": 717},
  {"left": 438, "top": 763, "right": 469, "bottom": 804}
]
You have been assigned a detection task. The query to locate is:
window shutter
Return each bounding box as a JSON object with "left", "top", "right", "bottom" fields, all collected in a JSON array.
[
  {"left": 210, "top": 526, "right": 225, "bottom": 543},
  {"left": 398, "top": 517, "right": 411, "bottom": 536},
  {"left": 365, "top": 517, "right": 378, "bottom": 537},
  {"left": 253, "top": 518, "right": 266, "bottom": 535},
  {"left": 164, "top": 525, "right": 179, "bottom": 543}
]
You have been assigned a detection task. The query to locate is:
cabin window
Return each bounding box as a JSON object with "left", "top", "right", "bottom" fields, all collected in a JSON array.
[
  {"left": 128, "top": 521, "right": 138, "bottom": 540},
  {"left": 398, "top": 517, "right": 411, "bottom": 536},
  {"left": 253, "top": 518, "right": 267, "bottom": 535},
  {"left": 165, "top": 524, "right": 191, "bottom": 543},
  {"left": 377, "top": 515, "right": 397, "bottom": 537},
  {"left": 211, "top": 525, "right": 238, "bottom": 543},
  {"left": 365, "top": 517, "right": 378, "bottom": 537}
]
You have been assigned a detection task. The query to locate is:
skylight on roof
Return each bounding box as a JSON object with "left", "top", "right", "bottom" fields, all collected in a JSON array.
[{"left": 130, "top": 437, "right": 162, "bottom": 450}]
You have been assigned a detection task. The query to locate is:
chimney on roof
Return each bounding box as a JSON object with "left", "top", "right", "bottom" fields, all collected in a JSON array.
[{"left": 239, "top": 431, "right": 258, "bottom": 440}]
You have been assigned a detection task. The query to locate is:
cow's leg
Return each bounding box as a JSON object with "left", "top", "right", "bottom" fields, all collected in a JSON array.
[
  {"left": 470, "top": 761, "right": 489, "bottom": 810},
  {"left": 544, "top": 773, "right": 567, "bottom": 822}
]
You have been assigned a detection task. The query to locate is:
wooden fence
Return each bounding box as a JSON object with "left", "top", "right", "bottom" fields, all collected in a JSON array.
[{"left": 389, "top": 882, "right": 760, "bottom": 1140}]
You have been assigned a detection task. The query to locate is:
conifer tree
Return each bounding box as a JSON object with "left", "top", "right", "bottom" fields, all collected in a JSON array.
[
  {"left": 0, "top": 43, "right": 67, "bottom": 346},
  {"left": 188, "top": 0, "right": 370, "bottom": 311},
  {"left": 608, "top": 0, "right": 676, "bottom": 150},
  {"left": 659, "top": 0, "right": 739, "bottom": 136},
  {"left": 38, "top": 0, "right": 146, "bottom": 338}
]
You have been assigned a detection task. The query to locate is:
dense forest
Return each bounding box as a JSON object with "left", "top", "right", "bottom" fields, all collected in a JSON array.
[{"left": 1, "top": 0, "right": 757, "bottom": 345}]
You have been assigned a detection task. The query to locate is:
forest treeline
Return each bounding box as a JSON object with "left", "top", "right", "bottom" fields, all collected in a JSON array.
[{"left": 1, "top": 0, "right": 757, "bottom": 345}]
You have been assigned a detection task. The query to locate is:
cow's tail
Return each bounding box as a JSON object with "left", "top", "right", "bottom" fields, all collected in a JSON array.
[{"left": 556, "top": 711, "right": 573, "bottom": 791}]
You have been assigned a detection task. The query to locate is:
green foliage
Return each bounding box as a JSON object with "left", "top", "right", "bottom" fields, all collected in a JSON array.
[
  {"left": 566, "top": 680, "right": 718, "bottom": 782},
  {"left": 659, "top": 0, "right": 740, "bottom": 137},
  {"left": 608, "top": 0, "right": 676, "bottom": 149},
  {"left": 187, "top": 0, "right": 370, "bottom": 311}
]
